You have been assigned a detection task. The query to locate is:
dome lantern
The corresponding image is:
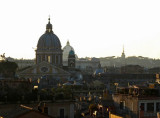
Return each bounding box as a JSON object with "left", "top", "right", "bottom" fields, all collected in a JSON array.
[
  {"left": 46, "top": 17, "right": 53, "bottom": 33},
  {"left": 67, "top": 40, "right": 70, "bottom": 45}
]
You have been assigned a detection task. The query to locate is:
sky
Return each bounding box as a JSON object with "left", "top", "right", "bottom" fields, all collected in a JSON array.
[{"left": 0, "top": 0, "right": 160, "bottom": 59}]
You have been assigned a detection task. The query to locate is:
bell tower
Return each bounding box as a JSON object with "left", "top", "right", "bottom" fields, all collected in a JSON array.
[{"left": 68, "top": 49, "right": 76, "bottom": 69}]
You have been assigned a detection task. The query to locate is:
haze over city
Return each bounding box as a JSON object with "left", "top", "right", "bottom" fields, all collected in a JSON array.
[{"left": 0, "top": 0, "right": 160, "bottom": 59}]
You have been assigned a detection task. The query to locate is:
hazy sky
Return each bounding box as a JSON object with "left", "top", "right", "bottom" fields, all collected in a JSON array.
[{"left": 0, "top": 0, "right": 160, "bottom": 59}]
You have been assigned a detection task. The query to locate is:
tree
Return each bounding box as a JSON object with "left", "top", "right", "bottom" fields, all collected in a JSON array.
[{"left": 0, "top": 61, "right": 18, "bottom": 78}]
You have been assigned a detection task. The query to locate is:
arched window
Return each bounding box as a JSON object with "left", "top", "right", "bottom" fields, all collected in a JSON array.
[{"left": 48, "top": 56, "right": 51, "bottom": 63}]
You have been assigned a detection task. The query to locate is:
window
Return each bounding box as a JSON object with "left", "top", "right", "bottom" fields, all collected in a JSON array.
[
  {"left": 156, "top": 103, "right": 160, "bottom": 112},
  {"left": 120, "top": 101, "right": 125, "bottom": 110},
  {"left": 140, "top": 103, "right": 144, "bottom": 111},
  {"left": 42, "top": 55, "right": 45, "bottom": 61},
  {"left": 132, "top": 102, "right": 134, "bottom": 111},
  {"left": 37, "top": 55, "right": 41, "bottom": 63},
  {"left": 147, "top": 103, "right": 154, "bottom": 112},
  {"left": 44, "top": 107, "right": 48, "bottom": 114},
  {"left": 48, "top": 56, "right": 51, "bottom": 63},
  {"left": 60, "top": 109, "right": 64, "bottom": 118}
]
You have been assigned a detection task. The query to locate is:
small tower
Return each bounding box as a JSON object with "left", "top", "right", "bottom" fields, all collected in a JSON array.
[
  {"left": 121, "top": 45, "right": 126, "bottom": 67},
  {"left": 121, "top": 45, "right": 125, "bottom": 59},
  {"left": 68, "top": 49, "right": 76, "bottom": 69}
]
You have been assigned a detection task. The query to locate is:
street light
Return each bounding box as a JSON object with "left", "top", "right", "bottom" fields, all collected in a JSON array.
[
  {"left": 114, "top": 83, "right": 119, "bottom": 93},
  {"left": 37, "top": 78, "right": 40, "bottom": 84}
]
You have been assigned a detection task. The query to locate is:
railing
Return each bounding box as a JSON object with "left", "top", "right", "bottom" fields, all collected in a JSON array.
[{"left": 144, "top": 112, "right": 157, "bottom": 117}]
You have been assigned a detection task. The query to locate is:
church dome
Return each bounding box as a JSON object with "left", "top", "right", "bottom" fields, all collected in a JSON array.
[
  {"left": 69, "top": 50, "right": 75, "bottom": 55},
  {"left": 63, "top": 41, "right": 77, "bottom": 61},
  {"left": 37, "top": 33, "right": 61, "bottom": 50},
  {"left": 37, "top": 18, "right": 61, "bottom": 50}
]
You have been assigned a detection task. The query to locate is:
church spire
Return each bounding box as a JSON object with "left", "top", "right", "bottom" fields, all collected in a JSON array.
[{"left": 121, "top": 45, "right": 125, "bottom": 58}]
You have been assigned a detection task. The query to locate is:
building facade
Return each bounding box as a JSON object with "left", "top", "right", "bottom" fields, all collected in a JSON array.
[
  {"left": 113, "top": 86, "right": 160, "bottom": 118},
  {"left": 18, "top": 18, "right": 70, "bottom": 80}
]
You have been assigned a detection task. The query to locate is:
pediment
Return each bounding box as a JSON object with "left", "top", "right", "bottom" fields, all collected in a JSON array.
[{"left": 18, "top": 61, "right": 70, "bottom": 76}]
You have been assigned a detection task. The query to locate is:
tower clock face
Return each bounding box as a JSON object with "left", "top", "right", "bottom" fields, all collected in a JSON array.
[{"left": 40, "top": 67, "right": 49, "bottom": 73}]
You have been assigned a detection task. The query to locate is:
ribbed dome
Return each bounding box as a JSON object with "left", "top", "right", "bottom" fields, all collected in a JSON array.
[
  {"left": 37, "top": 33, "right": 61, "bottom": 50},
  {"left": 37, "top": 18, "right": 61, "bottom": 50}
]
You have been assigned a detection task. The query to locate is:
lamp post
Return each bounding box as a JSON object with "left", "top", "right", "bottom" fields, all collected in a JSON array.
[
  {"left": 114, "top": 83, "right": 119, "bottom": 93},
  {"left": 99, "top": 96, "right": 102, "bottom": 102}
]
